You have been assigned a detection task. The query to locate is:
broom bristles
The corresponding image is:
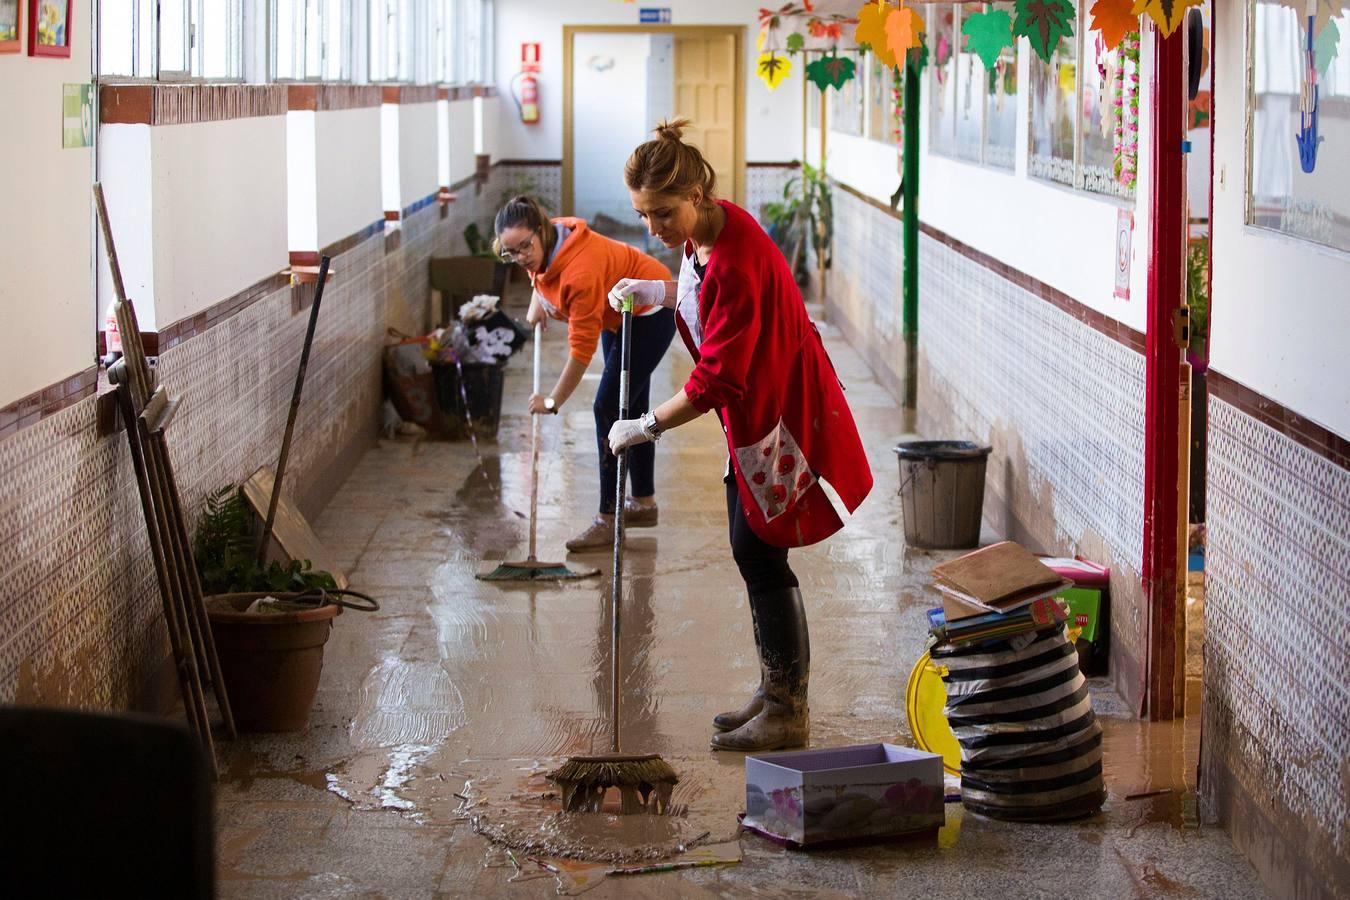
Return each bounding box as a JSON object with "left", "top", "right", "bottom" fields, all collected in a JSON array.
[
  {"left": 476, "top": 560, "right": 600, "bottom": 582},
  {"left": 549, "top": 754, "right": 679, "bottom": 789}
]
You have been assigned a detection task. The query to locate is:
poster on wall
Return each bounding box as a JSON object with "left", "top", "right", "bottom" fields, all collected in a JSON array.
[
  {"left": 0, "top": 0, "right": 20, "bottom": 53},
  {"left": 62, "top": 83, "right": 92, "bottom": 148},
  {"left": 1114, "top": 207, "right": 1134, "bottom": 301},
  {"left": 28, "top": 0, "right": 70, "bottom": 58}
]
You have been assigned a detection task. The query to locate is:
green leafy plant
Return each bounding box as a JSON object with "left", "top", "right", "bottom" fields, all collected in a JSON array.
[
  {"left": 194, "top": 485, "right": 337, "bottom": 596},
  {"left": 762, "top": 162, "right": 833, "bottom": 287},
  {"left": 463, "top": 222, "right": 498, "bottom": 259},
  {"left": 1185, "top": 237, "right": 1209, "bottom": 360}
]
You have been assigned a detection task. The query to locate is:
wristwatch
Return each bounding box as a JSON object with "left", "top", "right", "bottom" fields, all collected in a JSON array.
[
  {"left": 544, "top": 397, "right": 557, "bottom": 414},
  {"left": 640, "top": 410, "right": 663, "bottom": 440}
]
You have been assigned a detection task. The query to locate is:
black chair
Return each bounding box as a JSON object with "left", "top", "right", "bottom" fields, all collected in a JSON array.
[{"left": 0, "top": 706, "right": 214, "bottom": 898}]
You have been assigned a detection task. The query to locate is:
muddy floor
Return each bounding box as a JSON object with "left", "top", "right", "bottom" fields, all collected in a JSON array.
[{"left": 215, "top": 295, "right": 1267, "bottom": 898}]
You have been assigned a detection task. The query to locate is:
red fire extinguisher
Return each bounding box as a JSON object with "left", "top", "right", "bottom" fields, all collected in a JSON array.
[
  {"left": 514, "top": 43, "right": 541, "bottom": 125},
  {"left": 514, "top": 72, "right": 540, "bottom": 124}
]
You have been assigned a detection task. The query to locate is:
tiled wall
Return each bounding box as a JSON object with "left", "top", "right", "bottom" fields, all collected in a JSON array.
[
  {"left": 0, "top": 189, "right": 495, "bottom": 712},
  {"left": 824, "top": 195, "right": 1149, "bottom": 709},
  {"left": 746, "top": 164, "right": 798, "bottom": 224},
  {"left": 1202, "top": 398, "right": 1350, "bottom": 895},
  {"left": 824, "top": 188, "right": 905, "bottom": 396}
]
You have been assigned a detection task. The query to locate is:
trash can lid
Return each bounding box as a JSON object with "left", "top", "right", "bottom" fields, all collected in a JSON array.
[
  {"left": 893, "top": 440, "right": 992, "bottom": 460},
  {"left": 906, "top": 651, "right": 962, "bottom": 777}
]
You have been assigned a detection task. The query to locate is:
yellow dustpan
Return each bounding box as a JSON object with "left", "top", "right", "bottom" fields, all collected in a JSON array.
[{"left": 905, "top": 651, "right": 962, "bottom": 777}]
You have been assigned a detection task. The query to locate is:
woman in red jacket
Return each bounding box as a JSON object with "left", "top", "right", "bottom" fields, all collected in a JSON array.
[
  {"left": 607, "top": 120, "right": 873, "bottom": 751},
  {"left": 493, "top": 196, "right": 675, "bottom": 550}
]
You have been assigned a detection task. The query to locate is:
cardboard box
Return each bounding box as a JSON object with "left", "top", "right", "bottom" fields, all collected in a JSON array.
[{"left": 743, "top": 744, "right": 944, "bottom": 847}]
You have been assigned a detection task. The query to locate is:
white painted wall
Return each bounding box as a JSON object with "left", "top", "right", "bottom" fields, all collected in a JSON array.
[
  {"left": 1210, "top": 6, "right": 1350, "bottom": 436},
  {"left": 448, "top": 98, "right": 478, "bottom": 183},
  {"left": 0, "top": 27, "right": 94, "bottom": 405},
  {"left": 148, "top": 117, "right": 288, "bottom": 327},
  {"left": 572, "top": 32, "right": 655, "bottom": 223},
  {"left": 97, "top": 126, "right": 156, "bottom": 322},
  {"left": 287, "top": 111, "right": 320, "bottom": 253},
  {"left": 398, "top": 101, "right": 441, "bottom": 207},
  {"left": 480, "top": 95, "right": 501, "bottom": 159},
  {"left": 492, "top": 0, "right": 802, "bottom": 163},
  {"left": 811, "top": 35, "right": 1154, "bottom": 335},
  {"left": 315, "top": 107, "right": 384, "bottom": 249}
]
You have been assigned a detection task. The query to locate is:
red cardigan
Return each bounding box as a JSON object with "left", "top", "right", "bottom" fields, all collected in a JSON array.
[{"left": 676, "top": 201, "right": 872, "bottom": 548}]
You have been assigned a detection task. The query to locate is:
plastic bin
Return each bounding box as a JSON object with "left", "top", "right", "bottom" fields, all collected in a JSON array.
[
  {"left": 433, "top": 360, "right": 507, "bottom": 439},
  {"left": 893, "top": 441, "right": 992, "bottom": 549}
]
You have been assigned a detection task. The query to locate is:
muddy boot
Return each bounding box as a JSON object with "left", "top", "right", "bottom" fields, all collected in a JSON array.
[
  {"left": 623, "top": 498, "right": 659, "bottom": 528},
  {"left": 711, "top": 587, "right": 809, "bottom": 752},
  {"left": 713, "top": 595, "right": 763, "bottom": 732}
]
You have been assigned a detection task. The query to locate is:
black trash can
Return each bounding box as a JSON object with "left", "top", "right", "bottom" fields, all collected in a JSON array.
[{"left": 433, "top": 360, "right": 507, "bottom": 439}]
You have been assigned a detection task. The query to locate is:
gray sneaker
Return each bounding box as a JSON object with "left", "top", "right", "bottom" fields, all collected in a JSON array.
[
  {"left": 565, "top": 516, "right": 616, "bottom": 552},
  {"left": 624, "top": 499, "right": 659, "bottom": 528}
]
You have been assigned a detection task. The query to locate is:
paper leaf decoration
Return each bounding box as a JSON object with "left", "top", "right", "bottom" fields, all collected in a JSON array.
[
  {"left": 1090, "top": 0, "right": 1139, "bottom": 48},
  {"left": 806, "top": 53, "right": 857, "bottom": 91},
  {"left": 962, "top": 7, "right": 1014, "bottom": 68},
  {"left": 1314, "top": 17, "right": 1340, "bottom": 74},
  {"left": 885, "top": 3, "right": 927, "bottom": 58},
  {"left": 856, "top": 2, "right": 898, "bottom": 67},
  {"left": 757, "top": 52, "right": 793, "bottom": 89},
  {"left": 787, "top": 31, "right": 806, "bottom": 52},
  {"left": 1279, "top": 0, "right": 1349, "bottom": 38},
  {"left": 907, "top": 39, "right": 930, "bottom": 74},
  {"left": 1015, "top": 0, "right": 1076, "bottom": 62},
  {"left": 1131, "top": 0, "right": 1202, "bottom": 38}
]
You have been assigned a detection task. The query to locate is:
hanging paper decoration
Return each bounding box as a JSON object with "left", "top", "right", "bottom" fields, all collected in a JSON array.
[
  {"left": 1279, "top": 0, "right": 1349, "bottom": 39},
  {"left": 1131, "top": 0, "right": 1202, "bottom": 38},
  {"left": 787, "top": 32, "right": 807, "bottom": 52},
  {"left": 1297, "top": 6, "right": 1325, "bottom": 172},
  {"left": 1314, "top": 17, "right": 1340, "bottom": 74},
  {"left": 908, "top": 39, "right": 930, "bottom": 75},
  {"left": 1113, "top": 31, "right": 1141, "bottom": 190},
  {"left": 885, "top": 2, "right": 927, "bottom": 61},
  {"left": 856, "top": 2, "right": 899, "bottom": 67},
  {"left": 758, "top": 52, "right": 794, "bottom": 89},
  {"left": 810, "top": 19, "right": 844, "bottom": 42},
  {"left": 1014, "top": 0, "right": 1076, "bottom": 63},
  {"left": 1089, "top": 0, "right": 1140, "bottom": 48},
  {"left": 963, "top": 6, "right": 1015, "bottom": 69},
  {"left": 806, "top": 52, "right": 857, "bottom": 91}
]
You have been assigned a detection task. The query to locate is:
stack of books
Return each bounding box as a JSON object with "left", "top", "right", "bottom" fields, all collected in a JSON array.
[{"left": 927, "top": 542, "right": 1074, "bottom": 646}]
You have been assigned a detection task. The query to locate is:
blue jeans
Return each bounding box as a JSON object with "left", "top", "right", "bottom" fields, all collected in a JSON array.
[{"left": 595, "top": 307, "right": 677, "bottom": 514}]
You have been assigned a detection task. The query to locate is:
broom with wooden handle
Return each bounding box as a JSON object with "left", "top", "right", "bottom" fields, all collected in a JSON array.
[
  {"left": 477, "top": 322, "right": 598, "bottom": 582},
  {"left": 547, "top": 296, "right": 677, "bottom": 814}
]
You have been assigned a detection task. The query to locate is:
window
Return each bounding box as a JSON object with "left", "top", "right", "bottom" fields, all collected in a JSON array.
[
  {"left": 100, "top": 0, "right": 243, "bottom": 79},
  {"left": 98, "top": 0, "right": 155, "bottom": 77},
  {"left": 274, "top": 0, "right": 350, "bottom": 81},
  {"left": 1248, "top": 0, "right": 1350, "bottom": 252},
  {"left": 434, "top": 0, "right": 454, "bottom": 84},
  {"left": 866, "top": 52, "right": 897, "bottom": 144},
  {"left": 928, "top": 3, "right": 1018, "bottom": 171},
  {"left": 828, "top": 51, "right": 864, "bottom": 137},
  {"left": 370, "top": 0, "right": 413, "bottom": 82},
  {"left": 1028, "top": 1, "right": 1139, "bottom": 199}
]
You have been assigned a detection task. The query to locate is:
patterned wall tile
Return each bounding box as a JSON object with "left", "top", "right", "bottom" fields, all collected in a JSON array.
[
  {"left": 1203, "top": 396, "right": 1349, "bottom": 861},
  {"left": 822, "top": 193, "right": 1148, "bottom": 688},
  {"left": 0, "top": 206, "right": 463, "bottom": 711},
  {"left": 746, "top": 165, "right": 797, "bottom": 225}
]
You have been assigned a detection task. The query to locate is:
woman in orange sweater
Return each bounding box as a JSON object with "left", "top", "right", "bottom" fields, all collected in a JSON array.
[{"left": 494, "top": 196, "right": 676, "bottom": 551}]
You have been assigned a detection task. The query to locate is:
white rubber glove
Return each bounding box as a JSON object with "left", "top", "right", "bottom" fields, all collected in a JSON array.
[
  {"left": 608, "top": 418, "right": 652, "bottom": 454},
  {"left": 608, "top": 278, "right": 667, "bottom": 312}
]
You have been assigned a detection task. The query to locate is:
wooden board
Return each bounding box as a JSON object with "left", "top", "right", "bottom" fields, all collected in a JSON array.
[{"left": 242, "top": 466, "right": 348, "bottom": 590}]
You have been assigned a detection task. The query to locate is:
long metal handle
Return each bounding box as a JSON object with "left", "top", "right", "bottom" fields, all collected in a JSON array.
[
  {"left": 611, "top": 302, "right": 633, "bottom": 754},
  {"left": 259, "top": 256, "right": 331, "bottom": 566},
  {"left": 528, "top": 323, "right": 542, "bottom": 562}
]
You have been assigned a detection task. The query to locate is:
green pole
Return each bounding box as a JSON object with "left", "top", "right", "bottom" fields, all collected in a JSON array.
[{"left": 901, "top": 58, "right": 921, "bottom": 418}]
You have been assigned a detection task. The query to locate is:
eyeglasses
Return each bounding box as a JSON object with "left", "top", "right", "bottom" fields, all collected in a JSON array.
[{"left": 499, "top": 234, "right": 536, "bottom": 263}]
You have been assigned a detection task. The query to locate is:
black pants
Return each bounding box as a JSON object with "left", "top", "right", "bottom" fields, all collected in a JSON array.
[
  {"left": 726, "top": 477, "right": 799, "bottom": 595},
  {"left": 594, "top": 308, "right": 676, "bottom": 515}
]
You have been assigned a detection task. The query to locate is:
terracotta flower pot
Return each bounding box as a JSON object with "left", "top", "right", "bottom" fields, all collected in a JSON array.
[{"left": 205, "top": 592, "right": 341, "bottom": 733}]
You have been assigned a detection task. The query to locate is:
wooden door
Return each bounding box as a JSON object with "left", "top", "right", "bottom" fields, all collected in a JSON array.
[{"left": 674, "top": 33, "right": 740, "bottom": 205}]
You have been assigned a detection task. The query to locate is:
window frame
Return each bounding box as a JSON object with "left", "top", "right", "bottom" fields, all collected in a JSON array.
[
  {"left": 926, "top": 2, "right": 1018, "bottom": 173},
  {"left": 1026, "top": 0, "right": 1138, "bottom": 201},
  {"left": 157, "top": 0, "right": 247, "bottom": 83},
  {"left": 272, "top": 0, "right": 354, "bottom": 83}
]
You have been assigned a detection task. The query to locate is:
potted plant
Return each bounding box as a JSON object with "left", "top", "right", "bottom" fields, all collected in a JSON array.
[
  {"left": 761, "top": 161, "right": 833, "bottom": 287},
  {"left": 195, "top": 485, "right": 343, "bottom": 733}
]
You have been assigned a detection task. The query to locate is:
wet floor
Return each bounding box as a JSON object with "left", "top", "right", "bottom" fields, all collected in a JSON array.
[{"left": 215, "top": 293, "right": 1267, "bottom": 898}]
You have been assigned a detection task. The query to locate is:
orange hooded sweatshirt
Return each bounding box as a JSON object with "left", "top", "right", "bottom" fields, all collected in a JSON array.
[{"left": 531, "top": 218, "right": 672, "bottom": 366}]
